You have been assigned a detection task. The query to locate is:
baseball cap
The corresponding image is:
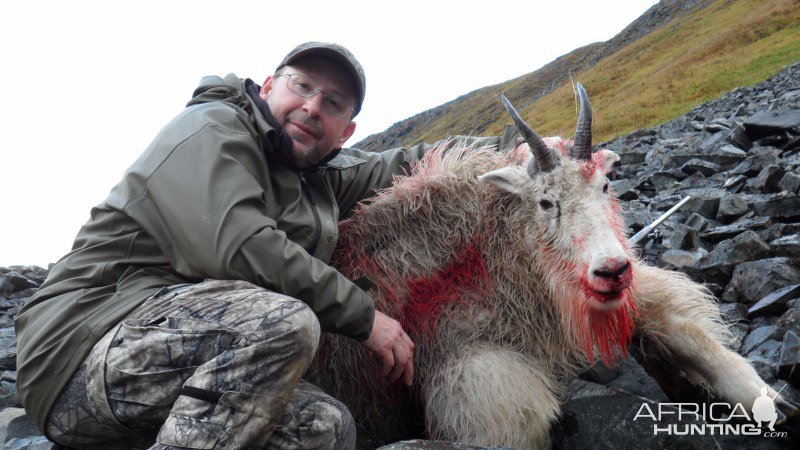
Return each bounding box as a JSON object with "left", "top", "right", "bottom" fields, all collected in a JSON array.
[{"left": 276, "top": 42, "right": 366, "bottom": 117}]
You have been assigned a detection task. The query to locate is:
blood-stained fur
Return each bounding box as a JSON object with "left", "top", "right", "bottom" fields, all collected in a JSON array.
[{"left": 309, "top": 85, "right": 798, "bottom": 449}]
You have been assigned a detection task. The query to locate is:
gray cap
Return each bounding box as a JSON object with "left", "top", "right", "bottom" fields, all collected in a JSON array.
[{"left": 276, "top": 42, "right": 366, "bottom": 117}]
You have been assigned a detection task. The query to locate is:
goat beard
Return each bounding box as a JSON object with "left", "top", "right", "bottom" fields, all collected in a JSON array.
[{"left": 554, "top": 281, "right": 637, "bottom": 366}]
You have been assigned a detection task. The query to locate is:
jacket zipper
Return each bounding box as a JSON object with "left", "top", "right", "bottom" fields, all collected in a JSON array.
[{"left": 299, "top": 171, "right": 322, "bottom": 256}]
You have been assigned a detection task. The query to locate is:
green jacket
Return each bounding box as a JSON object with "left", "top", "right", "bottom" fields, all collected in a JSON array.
[{"left": 15, "top": 73, "right": 444, "bottom": 430}]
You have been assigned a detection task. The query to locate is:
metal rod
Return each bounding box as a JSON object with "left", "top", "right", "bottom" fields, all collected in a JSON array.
[{"left": 628, "top": 196, "right": 693, "bottom": 245}]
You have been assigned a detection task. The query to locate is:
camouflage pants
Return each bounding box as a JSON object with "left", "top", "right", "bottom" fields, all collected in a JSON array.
[{"left": 44, "top": 280, "right": 356, "bottom": 450}]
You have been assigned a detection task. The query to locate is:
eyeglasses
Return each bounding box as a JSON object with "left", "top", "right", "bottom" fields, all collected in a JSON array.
[{"left": 277, "top": 73, "right": 355, "bottom": 119}]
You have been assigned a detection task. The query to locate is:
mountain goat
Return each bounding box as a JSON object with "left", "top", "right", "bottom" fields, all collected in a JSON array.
[{"left": 310, "top": 84, "right": 798, "bottom": 449}]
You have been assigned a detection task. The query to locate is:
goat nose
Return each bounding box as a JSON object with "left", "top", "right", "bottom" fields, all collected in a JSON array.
[{"left": 594, "top": 259, "right": 631, "bottom": 281}]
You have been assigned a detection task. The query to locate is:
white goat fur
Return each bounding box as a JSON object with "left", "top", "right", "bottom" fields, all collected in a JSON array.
[{"left": 311, "top": 140, "right": 775, "bottom": 449}]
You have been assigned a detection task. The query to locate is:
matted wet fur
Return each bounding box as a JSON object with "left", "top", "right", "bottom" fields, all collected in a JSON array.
[{"left": 308, "top": 139, "right": 791, "bottom": 449}]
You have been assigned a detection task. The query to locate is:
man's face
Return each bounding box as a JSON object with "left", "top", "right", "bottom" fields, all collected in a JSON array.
[{"left": 260, "top": 57, "right": 357, "bottom": 169}]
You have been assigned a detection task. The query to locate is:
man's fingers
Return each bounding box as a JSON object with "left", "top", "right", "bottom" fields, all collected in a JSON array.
[
  {"left": 360, "top": 310, "right": 416, "bottom": 384},
  {"left": 379, "top": 348, "right": 394, "bottom": 377},
  {"left": 388, "top": 344, "right": 408, "bottom": 383},
  {"left": 403, "top": 353, "right": 414, "bottom": 386}
]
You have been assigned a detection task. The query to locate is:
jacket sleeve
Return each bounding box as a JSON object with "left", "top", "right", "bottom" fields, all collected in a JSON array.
[{"left": 117, "top": 104, "right": 374, "bottom": 340}]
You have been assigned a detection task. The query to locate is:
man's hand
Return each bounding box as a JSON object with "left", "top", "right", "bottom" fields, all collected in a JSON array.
[{"left": 360, "top": 310, "right": 415, "bottom": 386}]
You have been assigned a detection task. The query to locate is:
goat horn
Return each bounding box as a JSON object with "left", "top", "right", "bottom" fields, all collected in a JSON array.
[
  {"left": 572, "top": 83, "right": 592, "bottom": 160},
  {"left": 500, "top": 94, "right": 556, "bottom": 172}
]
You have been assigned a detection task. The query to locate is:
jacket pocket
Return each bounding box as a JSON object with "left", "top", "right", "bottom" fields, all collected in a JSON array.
[{"left": 104, "top": 317, "right": 237, "bottom": 407}]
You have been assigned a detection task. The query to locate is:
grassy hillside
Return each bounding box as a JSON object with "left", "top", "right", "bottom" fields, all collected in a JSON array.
[{"left": 360, "top": 0, "right": 800, "bottom": 148}]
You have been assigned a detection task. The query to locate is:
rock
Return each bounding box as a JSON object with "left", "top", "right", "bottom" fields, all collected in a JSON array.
[
  {"left": 729, "top": 322, "right": 750, "bottom": 351},
  {"left": 750, "top": 360, "right": 778, "bottom": 384},
  {"left": 1, "top": 370, "right": 20, "bottom": 407},
  {"left": 722, "top": 174, "right": 748, "bottom": 192},
  {"left": 611, "top": 179, "right": 638, "bottom": 201},
  {"left": 684, "top": 213, "right": 712, "bottom": 231},
  {"left": 730, "top": 258, "right": 800, "bottom": 304},
  {"left": 771, "top": 234, "right": 800, "bottom": 258},
  {"left": 750, "top": 193, "right": 800, "bottom": 219},
  {"left": 759, "top": 223, "right": 800, "bottom": 244},
  {"left": 617, "top": 147, "right": 649, "bottom": 166},
  {"left": 730, "top": 147, "right": 781, "bottom": 177},
  {"left": 682, "top": 188, "right": 726, "bottom": 219},
  {"left": 579, "top": 355, "right": 669, "bottom": 403},
  {"left": 669, "top": 223, "right": 699, "bottom": 250},
  {"left": 705, "top": 117, "right": 732, "bottom": 133},
  {"left": 696, "top": 230, "right": 770, "bottom": 283},
  {"left": 716, "top": 194, "right": 751, "bottom": 223},
  {"left": 777, "top": 330, "right": 800, "bottom": 383},
  {"left": 551, "top": 379, "right": 716, "bottom": 450},
  {"left": 0, "top": 407, "right": 27, "bottom": 445},
  {"left": 680, "top": 158, "right": 721, "bottom": 176},
  {"left": 744, "top": 109, "right": 800, "bottom": 140},
  {"left": 649, "top": 171, "right": 680, "bottom": 193},
  {"left": 660, "top": 249, "right": 701, "bottom": 269},
  {"left": 703, "top": 144, "right": 748, "bottom": 168},
  {"left": 748, "top": 284, "right": 800, "bottom": 318},
  {"left": 0, "top": 271, "right": 38, "bottom": 298},
  {"left": 726, "top": 123, "right": 753, "bottom": 150},
  {"left": 719, "top": 303, "right": 749, "bottom": 324},
  {"left": 778, "top": 308, "right": 800, "bottom": 336},
  {"left": 779, "top": 169, "right": 800, "bottom": 193},
  {"left": 679, "top": 171, "right": 713, "bottom": 190},
  {"left": 750, "top": 165, "right": 786, "bottom": 193},
  {"left": 1, "top": 437, "right": 53, "bottom": 450},
  {"left": 5, "top": 413, "right": 42, "bottom": 443},
  {"left": 746, "top": 339, "right": 782, "bottom": 370},
  {"left": 0, "top": 327, "right": 16, "bottom": 371},
  {"left": 741, "top": 326, "right": 785, "bottom": 355}
]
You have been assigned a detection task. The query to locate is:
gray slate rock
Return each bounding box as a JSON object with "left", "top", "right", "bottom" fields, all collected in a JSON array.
[
  {"left": 771, "top": 234, "right": 800, "bottom": 258},
  {"left": 716, "top": 194, "right": 751, "bottom": 223},
  {"left": 741, "top": 326, "right": 785, "bottom": 355},
  {"left": 697, "top": 230, "right": 770, "bottom": 283},
  {"left": 730, "top": 258, "right": 800, "bottom": 304},
  {"left": 744, "top": 109, "right": 800, "bottom": 139},
  {"left": 779, "top": 170, "right": 800, "bottom": 193},
  {"left": 748, "top": 284, "right": 800, "bottom": 318},
  {"left": 751, "top": 165, "right": 787, "bottom": 193},
  {"left": 778, "top": 308, "right": 800, "bottom": 336},
  {"left": 750, "top": 194, "right": 800, "bottom": 219},
  {"left": 551, "top": 379, "right": 715, "bottom": 450},
  {"left": 777, "top": 330, "right": 800, "bottom": 383}
]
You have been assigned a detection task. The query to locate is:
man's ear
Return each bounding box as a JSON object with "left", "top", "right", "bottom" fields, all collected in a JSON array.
[
  {"left": 337, "top": 121, "right": 356, "bottom": 147},
  {"left": 259, "top": 76, "right": 275, "bottom": 102}
]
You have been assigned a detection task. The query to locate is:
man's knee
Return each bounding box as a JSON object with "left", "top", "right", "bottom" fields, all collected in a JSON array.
[
  {"left": 248, "top": 291, "right": 321, "bottom": 358},
  {"left": 306, "top": 397, "right": 357, "bottom": 450},
  {"left": 273, "top": 394, "right": 356, "bottom": 450}
]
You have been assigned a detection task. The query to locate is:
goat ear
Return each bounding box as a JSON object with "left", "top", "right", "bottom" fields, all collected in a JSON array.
[
  {"left": 478, "top": 166, "right": 528, "bottom": 195},
  {"left": 596, "top": 149, "right": 620, "bottom": 175}
]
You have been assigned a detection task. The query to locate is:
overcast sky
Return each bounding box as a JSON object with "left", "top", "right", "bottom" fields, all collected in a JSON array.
[{"left": 1, "top": 0, "right": 659, "bottom": 268}]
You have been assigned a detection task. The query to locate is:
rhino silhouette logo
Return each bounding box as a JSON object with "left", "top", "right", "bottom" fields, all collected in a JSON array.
[{"left": 752, "top": 386, "right": 778, "bottom": 431}]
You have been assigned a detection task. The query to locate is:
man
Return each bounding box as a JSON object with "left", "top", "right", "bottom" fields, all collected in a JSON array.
[{"left": 16, "top": 42, "right": 422, "bottom": 450}]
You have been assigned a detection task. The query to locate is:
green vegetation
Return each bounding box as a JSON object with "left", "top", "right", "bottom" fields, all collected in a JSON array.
[{"left": 385, "top": 0, "right": 800, "bottom": 146}]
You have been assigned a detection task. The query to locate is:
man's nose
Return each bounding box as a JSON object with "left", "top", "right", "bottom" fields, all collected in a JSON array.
[{"left": 302, "top": 92, "right": 324, "bottom": 117}]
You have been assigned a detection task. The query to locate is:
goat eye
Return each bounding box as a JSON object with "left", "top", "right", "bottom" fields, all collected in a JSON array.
[
  {"left": 539, "top": 199, "right": 554, "bottom": 210},
  {"left": 602, "top": 183, "right": 609, "bottom": 194}
]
